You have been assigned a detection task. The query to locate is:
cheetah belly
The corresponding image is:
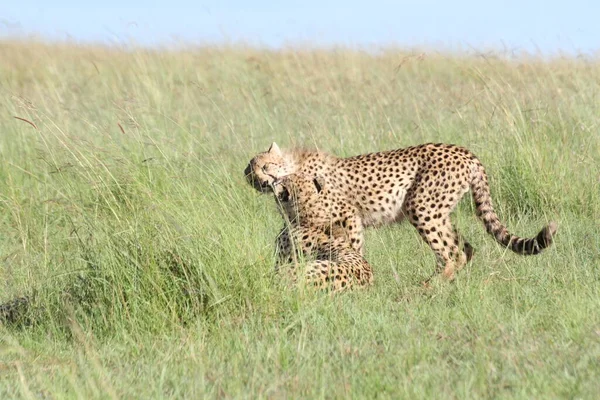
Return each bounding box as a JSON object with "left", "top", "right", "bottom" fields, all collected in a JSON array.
[{"left": 359, "top": 187, "right": 408, "bottom": 228}]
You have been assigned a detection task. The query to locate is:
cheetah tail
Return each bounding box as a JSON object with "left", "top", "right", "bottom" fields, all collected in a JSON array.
[
  {"left": 470, "top": 162, "right": 557, "bottom": 255},
  {"left": 0, "top": 295, "right": 30, "bottom": 325}
]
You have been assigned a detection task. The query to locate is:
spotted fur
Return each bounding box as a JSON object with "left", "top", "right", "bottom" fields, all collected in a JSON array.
[
  {"left": 245, "top": 142, "right": 557, "bottom": 280},
  {"left": 272, "top": 173, "right": 373, "bottom": 292}
]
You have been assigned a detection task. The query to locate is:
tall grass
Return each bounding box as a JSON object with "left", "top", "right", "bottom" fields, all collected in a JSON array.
[{"left": 0, "top": 40, "right": 599, "bottom": 399}]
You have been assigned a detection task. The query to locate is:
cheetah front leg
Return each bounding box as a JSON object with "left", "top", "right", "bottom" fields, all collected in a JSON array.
[
  {"left": 274, "top": 225, "right": 328, "bottom": 272},
  {"left": 274, "top": 225, "right": 294, "bottom": 272},
  {"left": 321, "top": 216, "right": 364, "bottom": 256},
  {"left": 274, "top": 226, "right": 309, "bottom": 286},
  {"left": 345, "top": 214, "right": 365, "bottom": 256}
]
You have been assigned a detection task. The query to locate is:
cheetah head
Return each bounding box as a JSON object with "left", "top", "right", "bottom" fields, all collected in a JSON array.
[
  {"left": 273, "top": 174, "right": 325, "bottom": 201},
  {"left": 244, "top": 142, "right": 294, "bottom": 193},
  {"left": 273, "top": 174, "right": 327, "bottom": 222}
]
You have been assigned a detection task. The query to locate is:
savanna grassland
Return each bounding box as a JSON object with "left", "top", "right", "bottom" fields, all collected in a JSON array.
[{"left": 0, "top": 40, "right": 599, "bottom": 399}]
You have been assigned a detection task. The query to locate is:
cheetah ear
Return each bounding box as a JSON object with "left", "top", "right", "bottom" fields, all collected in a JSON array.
[
  {"left": 312, "top": 176, "right": 325, "bottom": 193},
  {"left": 268, "top": 142, "right": 282, "bottom": 156},
  {"left": 278, "top": 187, "right": 290, "bottom": 202}
]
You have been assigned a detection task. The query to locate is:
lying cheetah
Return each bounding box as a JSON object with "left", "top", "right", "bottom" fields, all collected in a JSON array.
[
  {"left": 245, "top": 142, "right": 557, "bottom": 281},
  {"left": 272, "top": 173, "right": 373, "bottom": 292}
]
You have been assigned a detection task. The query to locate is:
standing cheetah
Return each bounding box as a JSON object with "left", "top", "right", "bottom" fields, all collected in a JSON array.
[
  {"left": 272, "top": 173, "right": 373, "bottom": 292},
  {"left": 245, "top": 142, "right": 557, "bottom": 281}
]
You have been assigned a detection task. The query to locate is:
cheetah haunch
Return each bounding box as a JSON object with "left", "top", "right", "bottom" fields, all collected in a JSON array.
[{"left": 245, "top": 142, "right": 557, "bottom": 281}]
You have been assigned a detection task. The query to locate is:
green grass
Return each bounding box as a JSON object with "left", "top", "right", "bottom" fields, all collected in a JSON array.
[{"left": 1, "top": 40, "right": 599, "bottom": 399}]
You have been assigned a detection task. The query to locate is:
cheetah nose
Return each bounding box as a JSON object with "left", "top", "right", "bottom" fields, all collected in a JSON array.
[{"left": 244, "top": 164, "right": 251, "bottom": 177}]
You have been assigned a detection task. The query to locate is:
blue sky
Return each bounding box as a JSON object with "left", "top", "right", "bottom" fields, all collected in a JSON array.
[{"left": 1, "top": 0, "right": 597, "bottom": 54}]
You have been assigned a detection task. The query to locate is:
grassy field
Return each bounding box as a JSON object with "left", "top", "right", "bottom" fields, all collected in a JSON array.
[{"left": 0, "top": 40, "right": 599, "bottom": 399}]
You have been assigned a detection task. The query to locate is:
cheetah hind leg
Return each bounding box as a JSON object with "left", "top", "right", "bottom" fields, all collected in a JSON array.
[
  {"left": 302, "top": 260, "right": 355, "bottom": 293},
  {"left": 463, "top": 240, "right": 474, "bottom": 263},
  {"left": 455, "top": 232, "right": 474, "bottom": 271},
  {"left": 306, "top": 260, "right": 373, "bottom": 293},
  {"left": 411, "top": 215, "right": 471, "bottom": 282}
]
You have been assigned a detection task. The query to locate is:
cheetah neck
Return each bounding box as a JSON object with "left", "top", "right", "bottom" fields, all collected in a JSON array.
[{"left": 287, "top": 149, "right": 340, "bottom": 174}]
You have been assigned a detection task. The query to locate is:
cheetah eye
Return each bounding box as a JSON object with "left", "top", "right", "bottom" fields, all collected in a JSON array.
[{"left": 262, "top": 163, "right": 277, "bottom": 175}]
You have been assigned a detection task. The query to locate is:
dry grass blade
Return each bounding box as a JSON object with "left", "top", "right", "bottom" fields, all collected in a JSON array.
[{"left": 13, "top": 116, "right": 38, "bottom": 130}]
